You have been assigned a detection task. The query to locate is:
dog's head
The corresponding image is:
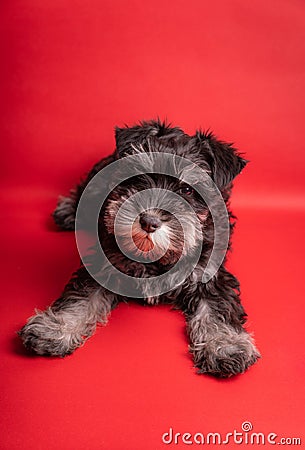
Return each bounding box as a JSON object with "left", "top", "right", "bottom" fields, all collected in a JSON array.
[{"left": 102, "top": 120, "right": 247, "bottom": 266}]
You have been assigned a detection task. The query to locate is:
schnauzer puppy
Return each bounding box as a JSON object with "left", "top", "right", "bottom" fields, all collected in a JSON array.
[{"left": 19, "top": 119, "right": 260, "bottom": 377}]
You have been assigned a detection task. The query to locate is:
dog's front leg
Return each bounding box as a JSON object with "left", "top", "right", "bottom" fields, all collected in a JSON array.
[
  {"left": 19, "top": 267, "right": 118, "bottom": 356},
  {"left": 186, "top": 286, "right": 260, "bottom": 377}
]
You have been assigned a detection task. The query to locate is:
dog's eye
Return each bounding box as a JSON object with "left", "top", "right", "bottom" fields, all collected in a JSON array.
[{"left": 179, "top": 186, "right": 194, "bottom": 196}]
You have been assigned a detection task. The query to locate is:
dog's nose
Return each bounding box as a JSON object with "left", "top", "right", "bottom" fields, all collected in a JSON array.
[{"left": 139, "top": 213, "right": 162, "bottom": 233}]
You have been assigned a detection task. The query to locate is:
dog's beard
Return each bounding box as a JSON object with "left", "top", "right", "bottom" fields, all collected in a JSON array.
[
  {"left": 131, "top": 221, "right": 168, "bottom": 254},
  {"left": 112, "top": 213, "right": 184, "bottom": 264},
  {"left": 104, "top": 206, "right": 203, "bottom": 266},
  {"left": 103, "top": 181, "right": 207, "bottom": 266}
]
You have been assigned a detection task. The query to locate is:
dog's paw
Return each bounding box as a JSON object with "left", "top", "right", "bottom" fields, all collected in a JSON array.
[
  {"left": 196, "top": 347, "right": 260, "bottom": 378},
  {"left": 18, "top": 308, "right": 85, "bottom": 357},
  {"left": 53, "top": 195, "right": 76, "bottom": 231},
  {"left": 193, "top": 332, "right": 260, "bottom": 378}
]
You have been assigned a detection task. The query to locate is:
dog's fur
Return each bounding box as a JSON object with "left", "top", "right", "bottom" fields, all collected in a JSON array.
[{"left": 19, "top": 119, "right": 260, "bottom": 377}]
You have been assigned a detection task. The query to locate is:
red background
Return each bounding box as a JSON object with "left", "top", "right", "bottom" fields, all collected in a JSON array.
[{"left": 1, "top": 1, "right": 304, "bottom": 449}]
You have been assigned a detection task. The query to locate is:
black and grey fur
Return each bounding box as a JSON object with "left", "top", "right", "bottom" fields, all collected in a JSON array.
[{"left": 19, "top": 119, "right": 260, "bottom": 377}]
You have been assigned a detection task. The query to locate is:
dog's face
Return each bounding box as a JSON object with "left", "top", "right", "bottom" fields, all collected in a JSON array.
[
  {"left": 102, "top": 120, "right": 247, "bottom": 266},
  {"left": 104, "top": 172, "right": 208, "bottom": 265}
]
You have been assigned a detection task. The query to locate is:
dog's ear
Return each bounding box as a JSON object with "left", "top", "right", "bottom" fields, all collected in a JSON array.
[
  {"left": 115, "top": 119, "right": 185, "bottom": 157},
  {"left": 194, "top": 131, "right": 248, "bottom": 190}
]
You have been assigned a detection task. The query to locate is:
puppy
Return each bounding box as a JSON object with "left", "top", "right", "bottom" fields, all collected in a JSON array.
[{"left": 19, "top": 119, "right": 260, "bottom": 377}]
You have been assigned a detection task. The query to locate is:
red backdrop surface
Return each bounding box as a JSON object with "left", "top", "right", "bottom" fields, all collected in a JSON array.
[{"left": 0, "top": 1, "right": 304, "bottom": 449}]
